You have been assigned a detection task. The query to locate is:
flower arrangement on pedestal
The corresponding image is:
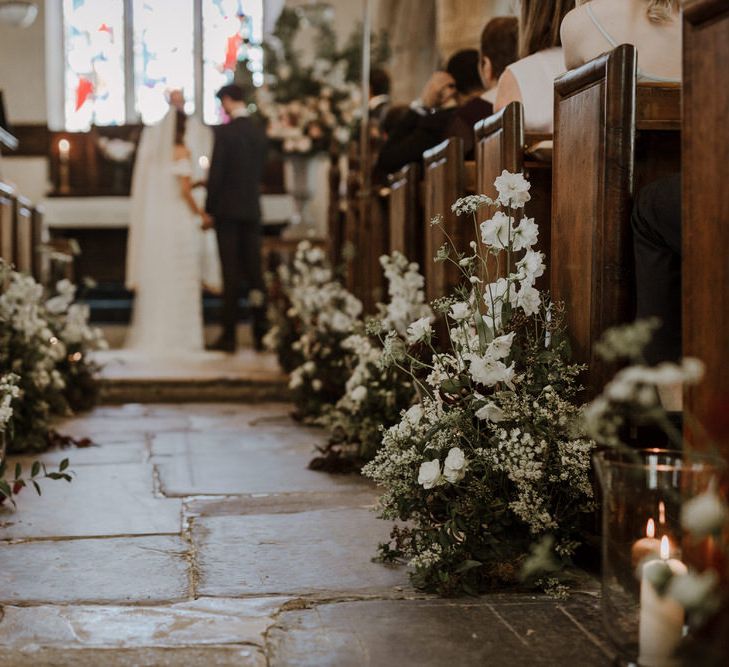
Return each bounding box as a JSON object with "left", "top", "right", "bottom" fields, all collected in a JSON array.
[
  {"left": 312, "top": 252, "right": 431, "bottom": 470},
  {"left": 0, "top": 263, "right": 106, "bottom": 454},
  {"left": 362, "top": 173, "right": 595, "bottom": 596},
  {"left": 283, "top": 242, "right": 363, "bottom": 421},
  {"left": 258, "top": 6, "right": 389, "bottom": 154}
]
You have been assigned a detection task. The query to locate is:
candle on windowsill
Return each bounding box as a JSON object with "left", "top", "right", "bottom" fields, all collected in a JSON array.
[{"left": 638, "top": 535, "right": 688, "bottom": 667}]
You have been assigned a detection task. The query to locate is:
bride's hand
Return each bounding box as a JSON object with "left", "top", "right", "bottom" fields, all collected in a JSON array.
[{"left": 201, "top": 213, "right": 215, "bottom": 230}]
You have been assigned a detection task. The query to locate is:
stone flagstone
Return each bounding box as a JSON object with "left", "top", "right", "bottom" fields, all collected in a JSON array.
[
  {"left": 0, "top": 535, "right": 189, "bottom": 604},
  {"left": 0, "top": 463, "right": 182, "bottom": 539},
  {"left": 194, "top": 508, "right": 408, "bottom": 596}
]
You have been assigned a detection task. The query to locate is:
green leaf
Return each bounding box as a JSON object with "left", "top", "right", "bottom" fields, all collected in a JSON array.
[
  {"left": 32, "top": 480, "right": 41, "bottom": 496},
  {"left": 31, "top": 461, "right": 40, "bottom": 477},
  {"left": 0, "top": 479, "right": 12, "bottom": 497},
  {"left": 59, "top": 459, "right": 69, "bottom": 472},
  {"left": 14, "top": 463, "right": 21, "bottom": 480},
  {"left": 455, "top": 559, "right": 483, "bottom": 574}
]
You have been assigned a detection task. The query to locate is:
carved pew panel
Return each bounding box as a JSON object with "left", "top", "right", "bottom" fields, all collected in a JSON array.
[
  {"left": 475, "top": 102, "right": 524, "bottom": 198},
  {"left": 552, "top": 45, "right": 638, "bottom": 394},
  {"left": 0, "top": 183, "right": 15, "bottom": 266},
  {"left": 387, "top": 162, "right": 421, "bottom": 266},
  {"left": 32, "top": 205, "right": 48, "bottom": 284},
  {"left": 682, "top": 0, "right": 729, "bottom": 454},
  {"left": 423, "top": 137, "right": 468, "bottom": 301},
  {"left": 15, "top": 195, "right": 33, "bottom": 275}
]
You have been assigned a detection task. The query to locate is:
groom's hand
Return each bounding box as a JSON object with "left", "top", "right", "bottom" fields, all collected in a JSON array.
[{"left": 201, "top": 213, "right": 215, "bottom": 230}]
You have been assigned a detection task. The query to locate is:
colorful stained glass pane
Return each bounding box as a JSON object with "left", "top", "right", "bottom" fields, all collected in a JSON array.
[
  {"left": 63, "top": 0, "right": 126, "bottom": 130},
  {"left": 133, "top": 0, "right": 195, "bottom": 124},
  {"left": 202, "top": 0, "right": 264, "bottom": 124}
]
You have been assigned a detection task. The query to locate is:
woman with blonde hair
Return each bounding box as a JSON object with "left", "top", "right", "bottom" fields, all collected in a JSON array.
[
  {"left": 494, "top": 0, "right": 575, "bottom": 132},
  {"left": 560, "top": 0, "right": 681, "bottom": 81}
]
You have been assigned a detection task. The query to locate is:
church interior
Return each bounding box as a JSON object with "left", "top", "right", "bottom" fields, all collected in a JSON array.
[{"left": 0, "top": 0, "right": 727, "bottom": 665}]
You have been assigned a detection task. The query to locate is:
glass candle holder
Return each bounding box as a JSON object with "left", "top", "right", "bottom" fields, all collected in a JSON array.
[{"left": 593, "top": 448, "right": 725, "bottom": 666}]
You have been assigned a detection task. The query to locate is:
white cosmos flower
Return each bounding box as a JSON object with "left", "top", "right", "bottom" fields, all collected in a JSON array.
[
  {"left": 494, "top": 170, "right": 531, "bottom": 208},
  {"left": 468, "top": 355, "right": 516, "bottom": 388},
  {"left": 406, "top": 316, "right": 433, "bottom": 344},
  {"left": 517, "top": 250, "right": 545, "bottom": 285},
  {"left": 449, "top": 302, "right": 470, "bottom": 321},
  {"left": 475, "top": 401, "right": 506, "bottom": 422},
  {"left": 443, "top": 447, "right": 467, "bottom": 483},
  {"left": 418, "top": 459, "right": 442, "bottom": 489},
  {"left": 480, "top": 211, "right": 513, "bottom": 249},
  {"left": 681, "top": 486, "right": 728, "bottom": 537},
  {"left": 350, "top": 385, "right": 367, "bottom": 403},
  {"left": 487, "top": 332, "right": 515, "bottom": 360}
]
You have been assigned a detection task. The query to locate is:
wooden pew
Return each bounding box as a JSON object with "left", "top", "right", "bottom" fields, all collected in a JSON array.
[
  {"left": 551, "top": 44, "right": 680, "bottom": 394},
  {"left": 14, "top": 195, "right": 33, "bottom": 275},
  {"left": 475, "top": 102, "right": 524, "bottom": 198},
  {"left": 422, "top": 137, "right": 468, "bottom": 301},
  {"left": 682, "top": 0, "right": 729, "bottom": 455},
  {"left": 31, "top": 205, "right": 48, "bottom": 284},
  {"left": 0, "top": 182, "right": 15, "bottom": 266},
  {"left": 387, "top": 162, "right": 421, "bottom": 266}
]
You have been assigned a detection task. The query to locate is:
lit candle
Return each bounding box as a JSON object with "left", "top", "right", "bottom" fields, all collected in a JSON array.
[
  {"left": 638, "top": 536, "right": 688, "bottom": 667},
  {"left": 632, "top": 518, "right": 661, "bottom": 570},
  {"left": 58, "top": 138, "right": 70, "bottom": 164}
]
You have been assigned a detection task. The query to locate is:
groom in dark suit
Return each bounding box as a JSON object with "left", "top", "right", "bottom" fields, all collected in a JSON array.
[{"left": 205, "top": 84, "right": 267, "bottom": 352}]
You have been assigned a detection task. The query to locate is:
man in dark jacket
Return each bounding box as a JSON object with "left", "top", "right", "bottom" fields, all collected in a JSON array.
[{"left": 205, "top": 84, "right": 267, "bottom": 352}]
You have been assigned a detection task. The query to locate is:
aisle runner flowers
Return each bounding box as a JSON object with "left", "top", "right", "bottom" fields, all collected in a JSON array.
[
  {"left": 0, "top": 263, "right": 106, "bottom": 453},
  {"left": 283, "top": 242, "right": 363, "bottom": 421},
  {"left": 313, "top": 252, "right": 431, "bottom": 469},
  {"left": 362, "top": 172, "right": 595, "bottom": 595}
]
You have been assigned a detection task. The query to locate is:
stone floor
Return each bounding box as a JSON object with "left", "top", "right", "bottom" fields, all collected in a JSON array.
[{"left": 0, "top": 402, "right": 614, "bottom": 666}]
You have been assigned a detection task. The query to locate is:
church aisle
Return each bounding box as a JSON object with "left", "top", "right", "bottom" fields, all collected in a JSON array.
[{"left": 0, "top": 403, "right": 612, "bottom": 666}]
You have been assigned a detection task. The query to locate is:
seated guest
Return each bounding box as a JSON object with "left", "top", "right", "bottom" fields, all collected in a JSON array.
[
  {"left": 494, "top": 0, "right": 574, "bottom": 133},
  {"left": 631, "top": 173, "right": 681, "bottom": 409},
  {"left": 561, "top": 0, "right": 680, "bottom": 82},
  {"left": 447, "top": 16, "right": 519, "bottom": 157},
  {"left": 375, "top": 50, "right": 480, "bottom": 175},
  {"left": 368, "top": 68, "right": 392, "bottom": 128}
]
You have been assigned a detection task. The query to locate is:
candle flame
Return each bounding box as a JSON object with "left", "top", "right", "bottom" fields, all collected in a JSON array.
[
  {"left": 659, "top": 501, "right": 666, "bottom": 524},
  {"left": 660, "top": 535, "right": 670, "bottom": 560},
  {"left": 58, "top": 138, "right": 70, "bottom": 152},
  {"left": 646, "top": 518, "right": 655, "bottom": 538}
]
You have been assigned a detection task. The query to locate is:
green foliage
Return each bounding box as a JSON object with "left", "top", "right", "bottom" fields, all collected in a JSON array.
[{"left": 0, "top": 454, "right": 73, "bottom": 508}]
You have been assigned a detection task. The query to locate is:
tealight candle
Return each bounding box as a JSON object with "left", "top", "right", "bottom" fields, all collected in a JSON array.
[{"left": 638, "top": 536, "right": 688, "bottom": 667}]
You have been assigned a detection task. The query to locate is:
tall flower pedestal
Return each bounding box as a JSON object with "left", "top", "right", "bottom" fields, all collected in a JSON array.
[
  {"left": 282, "top": 153, "right": 329, "bottom": 240},
  {"left": 594, "top": 449, "right": 725, "bottom": 666}
]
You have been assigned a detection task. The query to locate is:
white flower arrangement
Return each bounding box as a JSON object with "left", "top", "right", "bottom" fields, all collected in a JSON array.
[{"left": 362, "top": 172, "right": 594, "bottom": 596}]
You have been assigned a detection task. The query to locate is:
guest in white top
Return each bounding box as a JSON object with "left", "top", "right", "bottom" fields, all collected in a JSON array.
[
  {"left": 561, "top": 0, "right": 681, "bottom": 83},
  {"left": 494, "top": 0, "right": 575, "bottom": 133}
]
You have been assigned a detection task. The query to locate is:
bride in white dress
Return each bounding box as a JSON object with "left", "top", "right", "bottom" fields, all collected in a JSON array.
[{"left": 125, "top": 106, "right": 212, "bottom": 353}]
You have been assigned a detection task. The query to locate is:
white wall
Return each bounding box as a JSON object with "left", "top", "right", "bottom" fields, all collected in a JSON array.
[{"left": 0, "top": 0, "right": 47, "bottom": 124}]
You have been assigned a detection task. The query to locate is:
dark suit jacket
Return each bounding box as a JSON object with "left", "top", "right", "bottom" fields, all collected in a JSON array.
[
  {"left": 205, "top": 116, "right": 267, "bottom": 222},
  {"left": 446, "top": 97, "right": 494, "bottom": 159}
]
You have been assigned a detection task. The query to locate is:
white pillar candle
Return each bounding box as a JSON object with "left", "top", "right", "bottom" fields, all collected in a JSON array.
[
  {"left": 632, "top": 518, "right": 661, "bottom": 570},
  {"left": 638, "top": 536, "right": 688, "bottom": 667}
]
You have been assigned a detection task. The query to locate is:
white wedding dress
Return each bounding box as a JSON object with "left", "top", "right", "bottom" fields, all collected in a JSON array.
[{"left": 125, "top": 110, "right": 207, "bottom": 353}]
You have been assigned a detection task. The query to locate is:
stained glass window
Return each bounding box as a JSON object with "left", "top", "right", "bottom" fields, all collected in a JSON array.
[
  {"left": 202, "top": 0, "right": 264, "bottom": 125},
  {"left": 63, "top": 0, "right": 126, "bottom": 131},
  {"left": 133, "top": 0, "right": 195, "bottom": 124}
]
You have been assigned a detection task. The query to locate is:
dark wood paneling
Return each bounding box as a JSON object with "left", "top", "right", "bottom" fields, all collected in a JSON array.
[
  {"left": 0, "top": 183, "right": 15, "bottom": 264},
  {"left": 682, "top": 0, "right": 729, "bottom": 456},
  {"left": 387, "top": 162, "right": 421, "bottom": 266},
  {"left": 0, "top": 123, "right": 49, "bottom": 157}
]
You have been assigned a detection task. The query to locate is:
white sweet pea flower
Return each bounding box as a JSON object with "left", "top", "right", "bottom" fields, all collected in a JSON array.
[
  {"left": 475, "top": 401, "right": 506, "bottom": 422},
  {"left": 418, "top": 459, "right": 442, "bottom": 489},
  {"left": 468, "top": 355, "right": 516, "bottom": 388},
  {"left": 350, "top": 385, "right": 367, "bottom": 403},
  {"left": 494, "top": 170, "right": 531, "bottom": 208},
  {"left": 487, "top": 332, "right": 515, "bottom": 360},
  {"left": 449, "top": 302, "right": 470, "bottom": 321},
  {"left": 443, "top": 447, "right": 468, "bottom": 483},
  {"left": 517, "top": 284, "right": 541, "bottom": 316},
  {"left": 681, "top": 486, "right": 728, "bottom": 537},
  {"left": 517, "top": 250, "right": 545, "bottom": 285},
  {"left": 406, "top": 316, "right": 433, "bottom": 344},
  {"left": 480, "top": 211, "right": 512, "bottom": 249}
]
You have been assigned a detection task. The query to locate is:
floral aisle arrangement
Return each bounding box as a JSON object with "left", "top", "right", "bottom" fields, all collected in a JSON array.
[
  {"left": 362, "top": 173, "right": 595, "bottom": 596},
  {"left": 258, "top": 6, "right": 388, "bottom": 154},
  {"left": 284, "top": 242, "right": 363, "bottom": 421},
  {"left": 0, "top": 373, "right": 73, "bottom": 507},
  {"left": 313, "top": 252, "right": 432, "bottom": 470},
  {"left": 263, "top": 261, "right": 305, "bottom": 375},
  {"left": 0, "top": 263, "right": 106, "bottom": 454}
]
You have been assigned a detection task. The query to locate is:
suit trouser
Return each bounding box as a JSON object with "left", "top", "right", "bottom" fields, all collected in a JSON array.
[
  {"left": 631, "top": 173, "right": 681, "bottom": 365},
  {"left": 215, "top": 217, "right": 266, "bottom": 342}
]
